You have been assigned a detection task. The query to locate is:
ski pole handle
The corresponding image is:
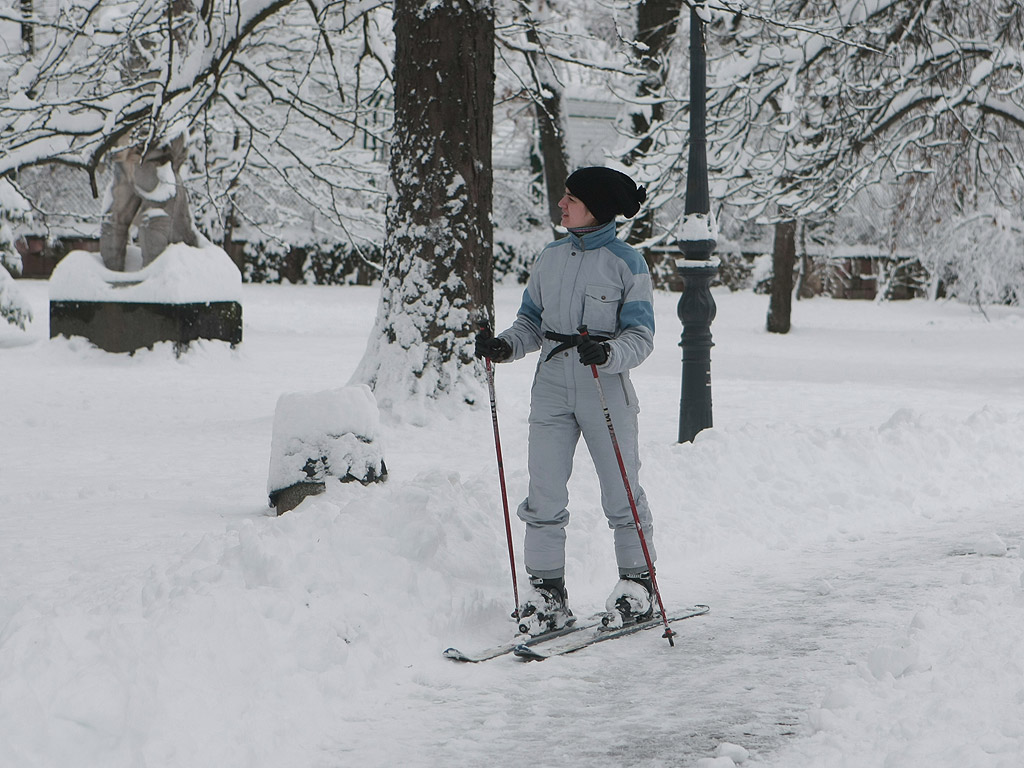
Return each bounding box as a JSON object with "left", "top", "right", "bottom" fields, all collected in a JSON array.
[{"left": 577, "top": 325, "right": 600, "bottom": 380}]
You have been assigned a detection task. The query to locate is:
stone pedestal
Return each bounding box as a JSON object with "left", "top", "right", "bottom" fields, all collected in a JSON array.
[
  {"left": 268, "top": 480, "right": 327, "bottom": 516},
  {"left": 47, "top": 245, "right": 242, "bottom": 355},
  {"left": 50, "top": 300, "right": 241, "bottom": 354}
]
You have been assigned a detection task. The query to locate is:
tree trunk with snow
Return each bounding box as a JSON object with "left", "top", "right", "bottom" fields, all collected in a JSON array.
[
  {"left": 20, "top": 0, "right": 34, "bottom": 56},
  {"left": 766, "top": 218, "right": 796, "bottom": 334},
  {"left": 350, "top": 0, "right": 495, "bottom": 418},
  {"left": 532, "top": 86, "right": 569, "bottom": 232},
  {"left": 523, "top": 4, "right": 570, "bottom": 233},
  {"left": 628, "top": 0, "right": 684, "bottom": 168},
  {"left": 626, "top": 0, "right": 684, "bottom": 275}
]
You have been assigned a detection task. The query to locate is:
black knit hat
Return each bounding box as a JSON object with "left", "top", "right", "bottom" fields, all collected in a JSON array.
[{"left": 565, "top": 167, "right": 647, "bottom": 224}]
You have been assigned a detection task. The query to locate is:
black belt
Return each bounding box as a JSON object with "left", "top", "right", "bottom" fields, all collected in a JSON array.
[{"left": 543, "top": 331, "right": 609, "bottom": 362}]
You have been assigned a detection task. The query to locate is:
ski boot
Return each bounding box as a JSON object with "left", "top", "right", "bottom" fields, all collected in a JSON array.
[
  {"left": 602, "top": 571, "right": 655, "bottom": 630},
  {"left": 517, "top": 576, "right": 574, "bottom": 636}
]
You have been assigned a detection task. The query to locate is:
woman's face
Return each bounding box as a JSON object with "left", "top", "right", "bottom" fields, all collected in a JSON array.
[{"left": 558, "top": 189, "right": 599, "bottom": 229}]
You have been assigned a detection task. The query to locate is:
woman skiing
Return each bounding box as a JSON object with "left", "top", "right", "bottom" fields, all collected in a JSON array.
[{"left": 475, "top": 166, "right": 657, "bottom": 636}]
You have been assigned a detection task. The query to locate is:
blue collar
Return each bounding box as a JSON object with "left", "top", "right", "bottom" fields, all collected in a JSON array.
[{"left": 569, "top": 220, "right": 617, "bottom": 250}]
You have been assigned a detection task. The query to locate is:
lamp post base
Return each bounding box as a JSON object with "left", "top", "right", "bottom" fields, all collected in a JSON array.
[{"left": 677, "top": 258, "right": 718, "bottom": 443}]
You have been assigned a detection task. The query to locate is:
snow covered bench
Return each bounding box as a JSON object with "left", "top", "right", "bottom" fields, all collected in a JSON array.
[
  {"left": 48, "top": 244, "right": 242, "bottom": 354},
  {"left": 267, "top": 386, "right": 388, "bottom": 515}
]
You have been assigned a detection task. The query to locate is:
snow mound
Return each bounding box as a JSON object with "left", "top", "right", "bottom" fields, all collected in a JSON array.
[
  {"left": 267, "top": 385, "right": 386, "bottom": 495},
  {"left": 716, "top": 742, "right": 750, "bottom": 763},
  {"left": 48, "top": 244, "right": 242, "bottom": 303},
  {"left": 972, "top": 532, "right": 1009, "bottom": 557}
]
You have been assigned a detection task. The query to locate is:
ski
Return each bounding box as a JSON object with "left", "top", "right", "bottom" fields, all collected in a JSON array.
[
  {"left": 512, "top": 605, "right": 710, "bottom": 661},
  {"left": 443, "top": 615, "right": 603, "bottom": 663}
]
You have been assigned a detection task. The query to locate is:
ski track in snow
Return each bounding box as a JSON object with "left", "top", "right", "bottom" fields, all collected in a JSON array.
[
  {"left": 1, "top": 280, "right": 1023, "bottom": 767},
  {"left": 309, "top": 506, "right": 1024, "bottom": 768}
]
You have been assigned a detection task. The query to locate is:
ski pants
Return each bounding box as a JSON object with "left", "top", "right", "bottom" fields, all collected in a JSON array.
[{"left": 517, "top": 349, "right": 655, "bottom": 580}]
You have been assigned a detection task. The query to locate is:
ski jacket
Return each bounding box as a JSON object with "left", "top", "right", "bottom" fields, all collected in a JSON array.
[{"left": 499, "top": 220, "right": 654, "bottom": 375}]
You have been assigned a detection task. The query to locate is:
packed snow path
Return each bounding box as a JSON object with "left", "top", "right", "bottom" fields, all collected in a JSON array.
[
  {"left": 2, "top": 280, "right": 1023, "bottom": 767},
  {"left": 333, "top": 503, "right": 1024, "bottom": 767}
]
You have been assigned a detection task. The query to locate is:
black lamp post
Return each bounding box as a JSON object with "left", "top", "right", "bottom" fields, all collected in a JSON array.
[{"left": 676, "top": 3, "right": 718, "bottom": 444}]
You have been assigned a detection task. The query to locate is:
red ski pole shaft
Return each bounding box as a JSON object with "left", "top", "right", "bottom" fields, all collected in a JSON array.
[
  {"left": 484, "top": 350, "right": 520, "bottom": 617},
  {"left": 578, "top": 325, "right": 675, "bottom": 645}
]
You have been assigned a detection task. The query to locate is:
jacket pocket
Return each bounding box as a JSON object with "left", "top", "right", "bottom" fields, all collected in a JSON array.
[{"left": 582, "top": 284, "right": 621, "bottom": 336}]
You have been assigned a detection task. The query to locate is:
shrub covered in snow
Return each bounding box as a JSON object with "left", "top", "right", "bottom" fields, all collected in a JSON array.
[
  {"left": 1, "top": 178, "right": 33, "bottom": 329},
  {"left": 921, "top": 204, "right": 1024, "bottom": 306},
  {"left": 0, "top": 267, "right": 32, "bottom": 330}
]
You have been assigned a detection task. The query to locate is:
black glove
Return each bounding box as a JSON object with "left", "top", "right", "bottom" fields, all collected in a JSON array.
[
  {"left": 578, "top": 337, "right": 609, "bottom": 366},
  {"left": 475, "top": 331, "right": 512, "bottom": 362}
]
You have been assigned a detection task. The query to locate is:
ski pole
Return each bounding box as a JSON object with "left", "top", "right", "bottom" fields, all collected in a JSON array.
[
  {"left": 481, "top": 325, "right": 520, "bottom": 617},
  {"left": 578, "top": 325, "right": 675, "bottom": 646}
]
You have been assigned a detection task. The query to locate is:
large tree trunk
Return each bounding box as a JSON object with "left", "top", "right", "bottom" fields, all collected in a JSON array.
[
  {"left": 766, "top": 218, "right": 796, "bottom": 334},
  {"left": 350, "top": 0, "right": 495, "bottom": 418}
]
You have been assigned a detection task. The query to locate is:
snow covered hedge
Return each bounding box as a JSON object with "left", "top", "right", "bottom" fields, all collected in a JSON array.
[
  {"left": 239, "top": 167, "right": 550, "bottom": 287},
  {"left": 242, "top": 241, "right": 382, "bottom": 286},
  {"left": 240, "top": 228, "right": 546, "bottom": 287}
]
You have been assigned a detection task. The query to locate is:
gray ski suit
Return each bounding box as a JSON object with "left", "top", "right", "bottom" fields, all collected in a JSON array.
[{"left": 497, "top": 221, "right": 656, "bottom": 580}]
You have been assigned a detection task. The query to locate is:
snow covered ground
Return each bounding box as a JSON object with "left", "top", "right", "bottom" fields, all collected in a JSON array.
[{"left": 1, "top": 278, "right": 1023, "bottom": 768}]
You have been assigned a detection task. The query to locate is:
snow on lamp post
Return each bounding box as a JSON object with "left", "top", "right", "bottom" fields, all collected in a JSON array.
[{"left": 676, "top": 2, "right": 719, "bottom": 444}]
